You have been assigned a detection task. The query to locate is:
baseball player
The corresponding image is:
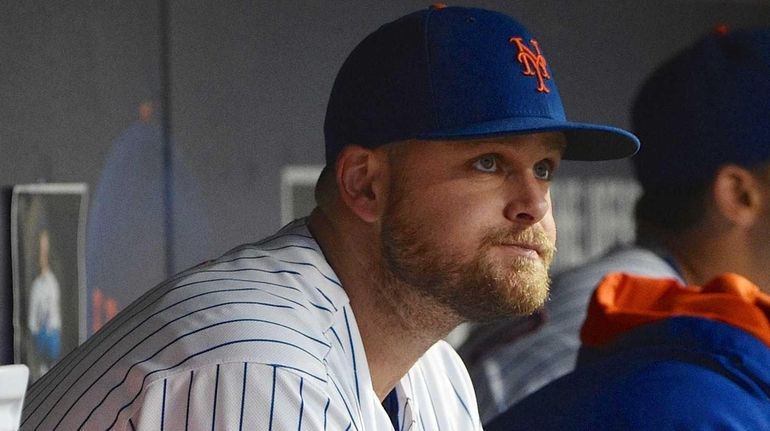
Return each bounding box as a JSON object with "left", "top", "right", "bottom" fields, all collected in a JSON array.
[
  {"left": 21, "top": 6, "right": 637, "bottom": 430},
  {"left": 486, "top": 26, "right": 770, "bottom": 430}
]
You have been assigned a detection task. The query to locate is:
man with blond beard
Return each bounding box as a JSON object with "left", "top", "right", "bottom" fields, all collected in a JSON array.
[{"left": 22, "top": 6, "right": 637, "bottom": 430}]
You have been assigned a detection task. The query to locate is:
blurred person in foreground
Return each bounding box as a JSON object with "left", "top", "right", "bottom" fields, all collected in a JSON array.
[
  {"left": 20, "top": 5, "right": 638, "bottom": 430},
  {"left": 486, "top": 26, "right": 770, "bottom": 430}
]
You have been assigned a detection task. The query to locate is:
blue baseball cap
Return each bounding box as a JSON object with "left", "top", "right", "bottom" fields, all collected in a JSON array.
[
  {"left": 632, "top": 26, "right": 770, "bottom": 191},
  {"left": 323, "top": 5, "right": 640, "bottom": 166}
]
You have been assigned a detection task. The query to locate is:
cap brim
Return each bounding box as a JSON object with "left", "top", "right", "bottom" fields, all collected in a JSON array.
[{"left": 417, "top": 117, "right": 640, "bottom": 161}]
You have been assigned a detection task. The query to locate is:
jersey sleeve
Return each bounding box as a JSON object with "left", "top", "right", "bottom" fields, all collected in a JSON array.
[{"left": 127, "top": 362, "right": 354, "bottom": 431}]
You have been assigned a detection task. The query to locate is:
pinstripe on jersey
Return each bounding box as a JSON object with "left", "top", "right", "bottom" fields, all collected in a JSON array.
[{"left": 21, "top": 219, "right": 481, "bottom": 430}]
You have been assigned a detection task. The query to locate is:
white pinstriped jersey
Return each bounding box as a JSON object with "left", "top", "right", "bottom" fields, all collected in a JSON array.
[{"left": 21, "top": 219, "right": 482, "bottom": 431}]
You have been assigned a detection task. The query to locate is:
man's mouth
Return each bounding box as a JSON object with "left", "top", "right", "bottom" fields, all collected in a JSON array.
[{"left": 496, "top": 242, "right": 543, "bottom": 259}]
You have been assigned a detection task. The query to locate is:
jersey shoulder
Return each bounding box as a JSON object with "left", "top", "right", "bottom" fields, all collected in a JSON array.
[{"left": 137, "top": 220, "right": 348, "bottom": 375}]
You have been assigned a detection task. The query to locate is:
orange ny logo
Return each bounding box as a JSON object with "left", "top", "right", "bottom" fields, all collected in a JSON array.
[{"left": 509, "top": 37, "right": 551, "bottom": 93}]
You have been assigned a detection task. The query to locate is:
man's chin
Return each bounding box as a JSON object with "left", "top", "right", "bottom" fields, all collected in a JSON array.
[
  {"left": 474, "top": 266, "right": 551, "bottom": 319},
  {"left": 500, "top": 283, "right": 550, "bottom": 316}
]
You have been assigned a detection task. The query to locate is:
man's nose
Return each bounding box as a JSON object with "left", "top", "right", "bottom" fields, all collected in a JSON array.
[{"left": 502, "top": 175, "right": 550, "bottom": 226}]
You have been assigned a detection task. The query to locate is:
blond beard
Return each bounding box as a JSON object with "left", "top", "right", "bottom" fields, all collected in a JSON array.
[{"left": 380, "top": 205, "right": 555, "bottom": 323}]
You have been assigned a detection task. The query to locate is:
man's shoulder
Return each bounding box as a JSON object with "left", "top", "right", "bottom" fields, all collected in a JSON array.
[
  {"left": 129, "top": 220, "right": 347, "bottom": 371},
  {"left": 180, "top": 220, "right": 346, "bottom": 317}
]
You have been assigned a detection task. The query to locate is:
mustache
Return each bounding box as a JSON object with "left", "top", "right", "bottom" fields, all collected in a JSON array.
[{"left": 482, "top": 226, "right": 556, "bottom": 263}]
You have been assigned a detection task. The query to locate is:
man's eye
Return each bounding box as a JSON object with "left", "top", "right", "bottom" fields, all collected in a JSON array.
[
  {"left": 534, "top": 160, "right": 553, "bottom": 180},
  {"left": 473, "top": 156, "right": 498, "bottom": 173}
]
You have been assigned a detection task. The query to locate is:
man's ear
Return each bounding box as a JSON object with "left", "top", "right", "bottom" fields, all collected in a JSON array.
[
  {"left": 712, "top": 164, "right": 765, "bottom": 228},
  {"left": 334, "top": 145, "right": 387, "bottom": 223}
]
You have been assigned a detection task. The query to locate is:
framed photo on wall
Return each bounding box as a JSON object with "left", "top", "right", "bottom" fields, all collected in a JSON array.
[{"left": 11, "top": 183, "right": 88, "bottom": 382}]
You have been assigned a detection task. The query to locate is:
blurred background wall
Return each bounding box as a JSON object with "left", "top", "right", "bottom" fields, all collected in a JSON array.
[{"left": 2, "top": 0, "right": 770, "bottom": 364}]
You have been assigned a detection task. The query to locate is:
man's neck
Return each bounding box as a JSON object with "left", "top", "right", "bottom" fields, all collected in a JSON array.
[
  {"left": 308, "top": 208, "right": 460, "bottom": 401},
  {"left": 665, "top": 227, "right": 766, "bottom": 291},
  {"left": 355, "top": 272, "right": 461, "bottom": 399}
]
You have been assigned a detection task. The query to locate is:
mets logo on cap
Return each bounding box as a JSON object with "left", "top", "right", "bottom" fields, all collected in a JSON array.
[{"left": 510, "top": 37, "right": 551, "bottom": 93}]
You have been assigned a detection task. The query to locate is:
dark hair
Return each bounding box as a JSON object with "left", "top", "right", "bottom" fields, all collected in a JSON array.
[
  {"left": 634, "top": 181, "right": 710, "bottom": 243},
  {"left": 635, "top": 161, "right": 770, "bottom": 242}
]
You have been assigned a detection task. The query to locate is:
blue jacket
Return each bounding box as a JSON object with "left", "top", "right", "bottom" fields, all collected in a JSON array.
[{"left": 487, "top": 274, "right": 770, "bottom": 430}]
